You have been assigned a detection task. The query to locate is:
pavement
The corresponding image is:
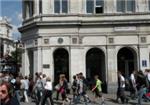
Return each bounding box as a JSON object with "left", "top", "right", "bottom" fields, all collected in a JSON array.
[{"left": 20, "top": 91, "right": 150, "bottom": 105}]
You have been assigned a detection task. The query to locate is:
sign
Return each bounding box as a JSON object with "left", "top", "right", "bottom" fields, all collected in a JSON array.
[
  {"left": 43, "top": 64, "right": 50, "bottom": 68},
  {"left": 142, "top": 60, "right": 147, "bottom": 67},
  {"left": 114, "top": 26, "right": 136, "bottom": 32}
]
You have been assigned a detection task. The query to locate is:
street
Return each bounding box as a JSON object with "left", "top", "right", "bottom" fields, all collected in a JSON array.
[{"left": 20, "top": 91, "right": 150, "bottom": 105}]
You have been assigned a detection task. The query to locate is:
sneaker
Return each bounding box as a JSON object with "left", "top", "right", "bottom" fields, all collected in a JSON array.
[{"left": 101, "top": 101, "right": 105, "bottom": 105}]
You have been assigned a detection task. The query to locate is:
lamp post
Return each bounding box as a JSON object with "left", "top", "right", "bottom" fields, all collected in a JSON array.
[{"left": 14, "top": 40, "right": 20, "bottom": 75}]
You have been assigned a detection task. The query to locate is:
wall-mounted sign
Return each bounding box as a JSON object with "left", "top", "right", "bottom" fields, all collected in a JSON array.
[
  {"left": 142, "top": 60, "right": 147, "bottom": 67},
  {"left": 43, "top": 64, "right": 50, "bottom": 68},
  {"left": 114, "top": 26, "right": 136, "bottom": 32}
]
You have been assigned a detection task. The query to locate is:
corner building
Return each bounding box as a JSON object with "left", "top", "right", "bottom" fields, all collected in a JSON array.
[{"left": 19, "top": 0, "right": 150, "bottom": 93}]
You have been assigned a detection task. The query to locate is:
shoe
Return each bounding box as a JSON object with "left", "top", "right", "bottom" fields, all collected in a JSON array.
[
  {"left": 101, "top": 101, "right": 105, "bottom": 105},
  {"left": 125, "top": 98, "right": 129, "bottom": 103}
]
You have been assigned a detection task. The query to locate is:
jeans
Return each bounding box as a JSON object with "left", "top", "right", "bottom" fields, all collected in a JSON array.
[
  {"left": 41, "top": 90, "right": 53, "bottom": 105},
  {"left": 76, "top": 93, "right": 88, "bottom": 105},
  {"left": 138, "top": 87, "right": 145, "bottom": 105},
  {"left": 15, "top": 90, "right": 20, "bottom": 105},
  {"left": 24, "top": 89, "right": 29, "bottom": 103}
]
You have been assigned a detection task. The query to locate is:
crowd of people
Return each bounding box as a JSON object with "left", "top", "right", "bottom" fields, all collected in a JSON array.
[
  {"left": 117, "top": 69, "right": 150, "bottom": 105},
  {"left": 0, "top": 71, "right": 105, "bottom": 105},
  {"left": 0, "top": 69, "right": 150, "bottom": 105}
]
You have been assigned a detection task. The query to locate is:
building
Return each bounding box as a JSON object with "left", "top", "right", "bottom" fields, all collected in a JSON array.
[
  {"left": 19, "top": 0, "right": 150, "bottom": 92},
  {"left": 0, "top": 18, "right": 17, "bottom": 72},
  {"left": 0, "top": 17, "right": 14, "bottom": 58}
]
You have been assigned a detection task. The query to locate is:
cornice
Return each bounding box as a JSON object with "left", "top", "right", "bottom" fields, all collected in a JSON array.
[{"left": 19, "top": 12, "right": 150, "bottom": 32}]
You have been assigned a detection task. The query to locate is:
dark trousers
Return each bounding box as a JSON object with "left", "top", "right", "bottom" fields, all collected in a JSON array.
[
  {"left": 41, "top": 90, "right": 53, "bottom": 105},
  {"left": 117, "top": 87, "right": 128, "bottom": 103}
]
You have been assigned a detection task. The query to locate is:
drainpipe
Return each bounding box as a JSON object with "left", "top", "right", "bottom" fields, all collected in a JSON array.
[
  {"left": 138, "top": 34, "right": 140, "bottom": 70},
  {"left": 106, "top": 35, "right": 108, "bottom": 93}
]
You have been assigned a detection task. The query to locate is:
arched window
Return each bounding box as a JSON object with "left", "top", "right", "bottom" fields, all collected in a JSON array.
[
  {"left": 86, "top": 0, "right": 104, "bottom": 14},
  {"left": 117, "top": 0, "right": 135, "bottom": 13},
  {"left": 54, "top": 0, "right": 68, "bottom": 13}
]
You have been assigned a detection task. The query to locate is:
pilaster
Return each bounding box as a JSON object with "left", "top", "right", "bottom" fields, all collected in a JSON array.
[
  {"left": 21, "top": 49, "right": 30, "bottom": 76},
  {"left": 34, "top": 0, "right": 39, "bottom": 16},
  {"left": 33, "top": 47, "right": 42, "bottom": 75},
  {"left": 139, "top": 45, "right": 150, "bottom": 71},
  {"left": 70, "top": 47, "right": 85, "bottom": 82},
  {"left": 107, "top": 46, "right": 118, "bottom": 93}
]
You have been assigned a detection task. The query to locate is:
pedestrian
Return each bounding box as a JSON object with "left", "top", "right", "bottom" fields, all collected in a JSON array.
[
  {"left": 75, "top": 72, "right": 90, "bottom": 105},
  {"left": 71, "top": 75, "right": 78, "bottom": 102},
  {"left": 14, "top": 76, "right": 21, "bottom": 105},
  {"left": 33, "top": 74, "right": 44, "bottom": 105},
  {"left": 136, "top": 70, "right": 148, "bottom": 105},
  {"left": 116, "top": 71, "right": 128, "bottom": 104},
  {"left": 0, "top": 81, "right": 19, "bottom": 105},
  {"left": 58, "top": 74, "right": 70, "bottom": 104},
  {"left": 41, "top": 76, "right": 53, "bottom": 105},
  {"left": 92, "top": 75, "right": 105, "bottom": 104},
  {"left": 130, "top": 70, "right": 137, "bottom": 99},
  {"left": 23, "top": 76, "right": 29, "bottom": 103}
]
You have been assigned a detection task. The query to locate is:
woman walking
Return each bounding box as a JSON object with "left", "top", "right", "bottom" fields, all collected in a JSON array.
[{"left": 41, "top": 77, "right": 53, "bottom": 105}]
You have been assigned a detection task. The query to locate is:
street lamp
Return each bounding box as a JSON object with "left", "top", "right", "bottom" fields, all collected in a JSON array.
[{"left": 14, "top": 40, "right": 21, "bottom": 75}]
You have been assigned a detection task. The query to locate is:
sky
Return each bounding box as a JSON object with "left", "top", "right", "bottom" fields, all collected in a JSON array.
[{"left": 0, "top": 0, "right": 22, "bottom": 40}]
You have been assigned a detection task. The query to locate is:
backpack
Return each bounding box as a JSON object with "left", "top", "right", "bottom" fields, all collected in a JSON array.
[
  {"left": 145, "top": 76, "right": 150, "bottom": 88},
  {"left": 83, "top": 78, "right": 88, "bottom": 91}
]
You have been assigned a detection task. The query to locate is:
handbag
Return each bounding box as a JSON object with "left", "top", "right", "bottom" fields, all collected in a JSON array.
[{"left": 55, "top": 84, "right": 60, "bottom": 91}]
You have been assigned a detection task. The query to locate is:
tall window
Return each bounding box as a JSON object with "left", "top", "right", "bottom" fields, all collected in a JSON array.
[
  {"left": 117, "top": 0, "right": 135, "bottom": 13},
  {"left": 39, "top": 0, "right": 42, "bottom": 14},
  {"left": 25, "top": 1, "right": 34, "bottom": 18},
  {"left": 149, "top": 0, "right": 150, "bottom": 11},
  {"left": 86, "top": 0, "right": 104, "bottom": 14},
  {"left": 54, "top": 0, "right": 68, "bottom": 13}
]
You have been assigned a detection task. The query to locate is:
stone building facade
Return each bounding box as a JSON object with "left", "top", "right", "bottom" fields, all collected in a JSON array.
[
  {"left": 0, "top": 18, "right": 14, "bottom": 58},
  {"left": 19, "top": 0, "right": 150, "bottom": 92}
]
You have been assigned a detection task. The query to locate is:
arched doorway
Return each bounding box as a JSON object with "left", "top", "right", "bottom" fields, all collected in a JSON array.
[
  {"left": 117, "top": 47, "right": 137, "bottom": 78},
  {"left": 53, "top": 48, "right": 69, "bottom": 84},
  {"left": 86, "top": 48, "right": 106, "bottom": 81}
]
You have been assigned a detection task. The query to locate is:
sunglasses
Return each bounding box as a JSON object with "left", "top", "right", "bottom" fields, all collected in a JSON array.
[{"left": 0, "top": 90, "right": 7, "bottom": 94}]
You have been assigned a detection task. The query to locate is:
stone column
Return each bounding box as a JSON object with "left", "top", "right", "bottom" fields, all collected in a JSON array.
[
  {"left": 70, "top": 47, "right": 85, "bottom": 82},
  {"left": 21, "top": 49, "right": 30, "bottom": 76},
  {"left": 105, "top": 0, "right": 116, "bottom": 13},
  {"left": 107, "top": 46, "right": 118, "bottom": 93},
  {"left": 42, "top": 0, "right": 51, "bottom": 14},
  {"left": 3, "top": 41, "right": 7, "bottom": 55},
  {"left": 42, "top": 47, "right": 52, "bottom": 78},
  {"left": 34, "top": 0, "right": 39, "bottom": 16},
  {"left": 139, "top": 45, "right": 150, "bottom": 71},
  {"left": 70, "top": 0, "right": 79, "bottom": 14},
  {"left": 136, "top": 0, "right": 147, "bottom": 12},
  {"left": 33, "top": 47, "right": 42, "bottom": 76}
]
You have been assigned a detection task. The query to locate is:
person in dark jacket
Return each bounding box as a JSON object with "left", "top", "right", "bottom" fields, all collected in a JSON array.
[
  {"left": 136, "top": 70, "right": 147, "bottom": 105},
  {"left": 0, "top": 82, "right": 19, "bottom": 105}
]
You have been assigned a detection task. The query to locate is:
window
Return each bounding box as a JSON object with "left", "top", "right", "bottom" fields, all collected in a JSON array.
[
  {"left": 39, "top": 0, "right": 42, "bottom": 14},
  {"left": 117, "top": 0, "right": 135, "bottom": 13},
  {"left": 86, "top": 0, "right": 104, "bottom": 14},
  {"left": 25, "top": 1, "right": 34, "bottom": 18},
  {"left": 54, "top": 0, "right": 68, "bottom": 13},
  {"left": 149, "top": 0, "right": 150, "bottom": 11}
]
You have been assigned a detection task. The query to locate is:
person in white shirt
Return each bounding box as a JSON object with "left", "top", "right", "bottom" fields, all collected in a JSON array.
[
  {"left": 130, "top": 70, "right": 137, "bottom": 99},
  {"left": 117, "top": 71, "right": 128, "bottom": 104},
  {"left": 41, "top": 77, "right": 53, "bottom": 105},
  {"left": 24, "top": 76, "right": 29, "bottom": 103}
]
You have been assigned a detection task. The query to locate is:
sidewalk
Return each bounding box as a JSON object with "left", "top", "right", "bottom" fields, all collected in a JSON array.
[
  {"left": 20, "top": 91, "right": 150, "bottom": 105},
  {"left": 63, "top": 91, "right": 150, "bottom": 105}
]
